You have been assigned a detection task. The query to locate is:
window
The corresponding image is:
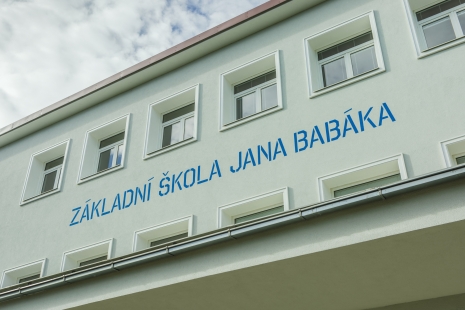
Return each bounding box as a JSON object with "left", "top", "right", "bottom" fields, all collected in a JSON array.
[
  {"left": 318, "top": 155, "right": 407, "bottom": 201},
  {"left": 161, "top": 103, "right": 195, "bottom": 148},
  {"left": 234, "top": 205, "right": 284, "bottom": 224},
  {"left": 144, "top": 85, "right": 199, "bottom": 158},
  {"left": 61, "top": 239, "right": 112, "bottom": 271},
  {"left": 440, "top": 134, "right": 465, "bottom": 166},
  {"left": 78, "top": 115, "right": 129, "bottom": 183},
  {"left": 133, "top": 216, "right": 193, "bottom": 251},
  {"left": 234, "top": 71, "right": 277, "bottom": 120},
  {"left": 404, "top": 0, "right": 465, "bottom": 56},
  {"left": 97, "top": 132, "right": 124, "bottom": 173},
  {"left": 217, "top": 187, "right": 289, "bottom": 227},
  {"left": 79, "top": 255, "right": 107, "bottom": 267},
  {"left": 21, "top": 140, "right": 70, "bottom": 205},
  {"left": 318, "top": 32, "right": 377, "bottom": 87},
  {"left": 1, "top": 259, "right": 46, "bottom": 288},
  {"left": 219, "top": 51, "right": 283, "bottom": 130},
  {"left": 304, "top": 11, "right": 385, "bottom": 97}
]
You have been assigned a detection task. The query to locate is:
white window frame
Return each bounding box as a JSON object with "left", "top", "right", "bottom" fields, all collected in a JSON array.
[
  {"left": 96, "top": 131, "right": 125, "bottom": 173},
  {"left": 20, "top": 140, "right": 70, "bottom": 205},
  {"left": 217, "top": 187, "right": 289, "bottom": 228},
  {"left": 317, "top": 36, "right": 376, "bottom": 88},
  {"left": 304, "top": 11, "right": 385, "bottom": 98},
  {"left": 233, "top": 74, "right": 277, "bottom": 120},
  {"left": 144, "top": 85, "right": 199, "bottom": 159},
  {"left": 403, "top": 0, "right": 465, "bottom": 57},
  {"left": 440, "top": 134, "right": 465, "bottom": 167},
  {"left": 317, "top": 154, "right": 408, "bottom": 201},
  {"left": 40, "top": 157, "right": 64, "bottom": 194},
  {"left": 1, "top": 259, "right": 46, "bottom": 288},
  {"left": 61, "top": 239, "right": 113, "bottom": 272},
  {"left": 77, "top": 115, "right": 130, "bottom": 184},
  {"left": 132, "top": 215, "right": 193, "bottom": 252},
  {"left": 160, "top": 105, "right": 195, "bottom": 148},
  {"left": 219, "top": 50, "right": 283, "bottom": 131}
]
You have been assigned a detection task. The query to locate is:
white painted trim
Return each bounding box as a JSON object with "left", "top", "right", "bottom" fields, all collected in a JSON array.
[
  {"left": 77, "top": 114, "right": 130, "bottom": 184},
  {"left": 60, "top": 239, "right": 113, "bottom": 272},
  {"left": 317, "top": 154, "right": 407, "bottom": 201},
  {"left": 1, "top": 259, "right": 46, "bottom": 288},
  {"left": 132, "top": 215, "right": 194, "bottom": 252},
  {"left": 304, "top": 11, "right": 386, "bottom": 98},
  {"left": 219, "top": 50, "right": 283, "bottom": 131},
  {"left": 403, "top": 0, "right": 465, "bottom": 58},
  {"left": 143, "top": 84, "right": 199, "bottom": 159},
  {"left": 20, "top": 139, "right": 70, "bottom": 206},
  {"left": 217, "top": 187, "right": 289, "bottom": 228},
  {"left": 440, "top": 134, "right": 465, "bottom": 167}
]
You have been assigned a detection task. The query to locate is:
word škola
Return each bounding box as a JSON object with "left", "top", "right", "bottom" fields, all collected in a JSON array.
[{"left": 70, "top": 102, "right": 395, "bottom": 226}]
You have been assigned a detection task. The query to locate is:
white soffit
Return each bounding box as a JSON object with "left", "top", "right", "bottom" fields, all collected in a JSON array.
[{"left": 0, "top": 0, "right": 327, "bottom": 148}]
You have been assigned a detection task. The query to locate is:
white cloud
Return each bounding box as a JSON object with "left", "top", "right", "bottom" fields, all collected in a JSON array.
[{"left": 0, "top": 0, "right": 267, "bottom": 128}]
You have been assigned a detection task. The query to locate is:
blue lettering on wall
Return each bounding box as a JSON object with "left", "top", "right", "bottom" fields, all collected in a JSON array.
[{"left": 69, "top": 102, "right": 396, "bottom": 227}]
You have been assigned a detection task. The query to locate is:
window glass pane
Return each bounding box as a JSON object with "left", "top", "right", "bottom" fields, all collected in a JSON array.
[
  {"left": 322, "top": 57, "right": 347, "bottom": 87},
  {"left": 79, "top": 256, "right": 107, "bottom": 267},
  {"left": 150, "top": 232, "right": 188, "bottom": 247},
  {"left": 162, "top": 103, "right": 195, "bottom": 123},
  {"left": 236, "top": 92, "right": 256, "bottom": 119},
  {"left": 162, "top": 122, "right": 182, "bottom": 147},
  {"left": 44, "top": 157, "right": 64, "bottom": 170},
  {"left": 184, "top": 116, "right": 194, "bottom": 140},
  {"left": 423, "top": 16, "right": 456, "bottom": 48},
  {"left": 334, "top": 174, "right": 401, "bottom": 198},
  {"left": 234, "top": 206, "right": 284, "bottom": 224},
  {"left": 116, "top": 144, "right": 123, "bottom": 166},
  {"left": 234, "top": 70, "right": 276, "bottom": 94},
  {"left": 261, "top": 84, "right": 278, "bottom": 111},
  {"left": 41, "top": 170, "right": 57, "bottom": 193},
  {"left": 99, "top": 132, "right": 124, "bottom": 149},
  {"left": 458, "top": 10, "right": 465, "bottom": 33},
  {"left": 97, "top": 149, "right": 114, "bottom": 172},
  {"left": 351, "top": 46, "right": 377, "bottom": 76},
  {"left": 456, "top": 155, "right": 465, "bottom": 165},
  {"left": 18, "top": 274, "right": 40, "bottom": 284}
]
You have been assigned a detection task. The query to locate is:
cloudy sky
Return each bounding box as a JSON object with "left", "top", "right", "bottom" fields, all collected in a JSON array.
[{"left": 0, "top": 0, "right": 267, "bottom": 129}]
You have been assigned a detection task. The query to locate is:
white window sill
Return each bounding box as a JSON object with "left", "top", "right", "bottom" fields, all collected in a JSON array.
[
  {"left": 417, "top": 36, "right": 465, "bottom": 59},
  {"left": 144, "top": 137, "right": 197, "bottom": 160},
  {"left": 20, "top": 188, "right": 61, "bottom": 206},
  {"left": 77, "top": 164, "right": 124, "bottom": 185},
  {"left": 309, "top": 67, "right": 385, "bottom": 98},
  {"left": 220, "top": 105, "right": 282, "bottom": 132}
]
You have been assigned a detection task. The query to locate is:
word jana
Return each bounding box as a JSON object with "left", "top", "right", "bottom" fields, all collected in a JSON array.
[{"left": 69, "top": 102, "right": 396, "bottom": 226}]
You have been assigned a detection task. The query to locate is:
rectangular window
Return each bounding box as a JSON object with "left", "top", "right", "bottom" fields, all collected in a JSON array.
[
  {"left": 457, "top": 155, "right": 465, "bottom": 164},
  {"left": 234, "top": 71, "right": 277, "bottom": 120},
  {"left": 161, "top": 103, "right": 195, "bottom": 148},
  {"left": 318, "top": 155, "right": 407, "bottom": 201},
  {"left": 78, "top": 255, "right": 107, "bottom": 267},
  {"left": 219, "top": 51, "right": 283, "bottom": 130},
  {"left": 150, "top": 232, "right": 188, "bottom": 247},
  {"left": 304, "top": 12, "right": 385, "bottom": 97},
  {"left": 41, "top": 157, "right": 64, "bottom": 194},
  {"left": 18, "top": 274, "right": 40, "bottom": 284},
  {"left": 133, "top": 216, "right": 193, "bottom": 251},
  {"left": 97, "top": 132, "right": 124, "bottom": 173},
  {"left": 333, "top": 174, "right": 401, "bottom": 198},
  {"left": 78, "top": 115, "right": 129, "bottom": 183},
  {"left": 218, "top": 187, "right": 289, "bottom": 227},
  {"left": 411, "top": 0, "right": 465, "bottom": 50},
  {"left": 234, "top": 205, "right": 284, "bottom": 224},
  {"left": 318, "top": 32, "right": 377, "bottom": 87}
]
